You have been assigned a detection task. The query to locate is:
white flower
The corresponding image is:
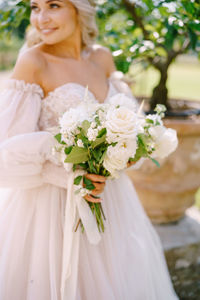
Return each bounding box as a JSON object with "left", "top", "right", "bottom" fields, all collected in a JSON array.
[
  {"left": 74, "top": 185, "right": 90, "bottom": 197},
  {"left": 149, "top": 125, "right": 178, "bottom": 159},
  {"left": 146, "top": 114, "right": 163, "bottom": 126},
  {"left": 103, "top": 140, "right": 137, "bottom": 178},
  {"left": 108, "top": 93, "right": 138, "bottom": 111},
  {"left": 87, "top": 127, "right": 98, "bottom": 141},
  {"left": 80, "top": 187, "right": 90, "bottom": 197},
  {"left": 154, "top": 104, "right": 166, "bottom": 115},
  {"left": 77, "top": 139, "right": 84, "bottom": 148},
  {"left": 59, "top": 108, "right": 83, "bottom": 135},
  {"left": 91, "top": 121, "right": 96, "bottom": 129},
  {"left": 105, "top": 106, "right": 138, "bottom": 143},
  {"left": 62, "top": 133, "right": 75, "bottom": 146}
]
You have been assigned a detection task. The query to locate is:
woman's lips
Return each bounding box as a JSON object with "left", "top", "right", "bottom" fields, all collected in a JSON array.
[{"left": 40, "top": 28, "right": 58, "bottom": 35}]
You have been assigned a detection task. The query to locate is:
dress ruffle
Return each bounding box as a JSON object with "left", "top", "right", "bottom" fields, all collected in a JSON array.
[{"left": 4, "top": 79, "right": 44, "bottom": 98}]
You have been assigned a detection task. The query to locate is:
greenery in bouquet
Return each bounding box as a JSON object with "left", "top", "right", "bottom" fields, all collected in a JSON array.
[{"left": 54, "top": 92, "right": 178, "bottom": 233}]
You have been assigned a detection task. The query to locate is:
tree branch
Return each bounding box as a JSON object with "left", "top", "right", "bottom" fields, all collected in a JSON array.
[{"left": 122, "top": 0, "right": 149, "bottom": 40}]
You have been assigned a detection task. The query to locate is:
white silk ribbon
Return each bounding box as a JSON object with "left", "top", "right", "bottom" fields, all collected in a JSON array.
[{"left": 61, "top": 170, "right": 101, "bottom": 300}]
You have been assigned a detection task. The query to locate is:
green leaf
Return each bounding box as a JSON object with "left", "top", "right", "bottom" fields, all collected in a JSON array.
[
  {"left": 88, "top": 160, "right": 97, "bottom": 174},
  {"left": 55, "top": 134, "right": 66, "bottom": 145},
  {"left": 97, "top": 128, "right": 107, "bottom": 138},
  {"left": 65, "top": 146, "right": 89, "bottom": 164},
  {"left": 92, "top": 148, "right": 103, "bottom": 162},
  {"left": 155, "top": 47, "right": 167, "bottom": 57},
  {"left": 146, "top": 119, "right": 154, "bottom": 124},
  {"left": 151, "top": 158, "right": 160, "bottom": 168},
  {"left": 99, "top": 150, "right": 107, "bottom": 164},
  {"left": 64, "top": 146, "right": 73, "bottom": 155},
  {"left": 55, "top": 133, "right": 63, "bottom": 144},
  {"left": 81, "top": 120, "right": 90, "bottom": 135},
  {"left": 83, "top": 176, "right": 95, "bottom": 190},
  {"left": 132, "top": 134, "right": 149, "bottom": 161},
  {"left": 111, "top": 142, "right": 118, "bottom": 147},
  {"left": 91, "top": 135, "right": 106, "bottom": 148},
  {"left": 74, "top": 175, "right": 83, "bottom": 185}
]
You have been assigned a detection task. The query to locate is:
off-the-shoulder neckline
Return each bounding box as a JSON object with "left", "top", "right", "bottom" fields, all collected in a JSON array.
[{"left": 6, "top": 72, "right": 120, "bottom": 103}]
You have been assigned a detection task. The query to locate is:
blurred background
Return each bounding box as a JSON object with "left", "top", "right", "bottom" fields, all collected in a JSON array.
[{"left": 0, "top": 0, "right": 200, "bottom": 299}]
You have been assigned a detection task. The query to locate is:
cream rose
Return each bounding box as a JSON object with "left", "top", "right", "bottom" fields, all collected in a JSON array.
[
  {"left": 105, "top": 106, "right": 138, "bottom": 143},
  {"left": 103, "top": 140, "right": 137, "bottom": 178},
  {"left": 60, "top": 108, "right": 82, "bottom": 134},
  {"left": 149, "top": 125, "right": 178, "bottom": 159},
  {"left": 108, "top": 93, "right": 138, "bottom": 111}
]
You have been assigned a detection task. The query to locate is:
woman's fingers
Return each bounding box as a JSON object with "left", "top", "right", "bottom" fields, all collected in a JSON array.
[
  {"left": 83, "top": 174, "right": 106, "bottom": 201},
  {"left": 83, "top": 181, "right": 105, "bottom": 196},
  {"left": 84, "top": 194, "right": 102, "bottom": 203},
  {"left": 92, "top": 181, "right": 105, "bottom": 192},
  {"left": 84, "top": 173, "right": 106, "bottom": 183}
]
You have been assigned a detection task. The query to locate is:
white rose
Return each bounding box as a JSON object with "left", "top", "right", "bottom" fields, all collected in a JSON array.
[
  {"left": 149, "top": 125, "right": 178, "bottom": 159},
  {"left": 103, "top": 141, "right": 136, "bottom": 178},
  {"left": 108, "top": 93, "right": 138, "bottom": 111},
  {"left": 59, "top": 108, "right": 82, "bottom": 134},
  {"left": 105, "top": 106, "right": 138, "bottom": 143}
]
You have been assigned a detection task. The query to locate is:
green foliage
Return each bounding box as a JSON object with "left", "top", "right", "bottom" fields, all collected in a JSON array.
[
  {"left": 74, "top": 175, "right": 83, "bottom": 185},
  {"left": 96, "top": 0, "right": 200, "bottom": 106},
  {"left": 64, "top": 146, "right": 89, "bottom": 164},
  {"left": 83, "top": 176, "right": 95, "bottom": 190},
  {"left": 0, "top": 0, "right": 30, "bottom": 40},
  {"left": 97, "top": 0, "right": 200, "bottom": 67}
]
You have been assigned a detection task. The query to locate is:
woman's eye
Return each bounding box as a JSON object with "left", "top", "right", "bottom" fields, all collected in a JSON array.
[
  {"left": 30, "top": 5, "right": 38, "bottom": 11},
  {"left": 50, "top": 3, "right": 60, "bottom": 8}
]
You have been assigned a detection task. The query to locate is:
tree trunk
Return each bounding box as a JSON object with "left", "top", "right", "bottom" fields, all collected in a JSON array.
[{"left": 150, "top": 67, "right": 171, "bottom": 110}]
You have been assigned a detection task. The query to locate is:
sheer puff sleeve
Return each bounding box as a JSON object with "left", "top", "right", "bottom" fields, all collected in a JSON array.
[{"left": 0, "top": 79, "right": 68, "bottom": 189}]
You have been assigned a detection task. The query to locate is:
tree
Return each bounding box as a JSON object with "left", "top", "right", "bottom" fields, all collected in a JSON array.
[
  {"left": 0, "top": 0, "right": 30, "bottom": 40},
  {"left": 1, "top": 0, "right": 200, "bottom": 109},
  {"left": 96, "top": 0, "right": 200, "bottom": 109}
]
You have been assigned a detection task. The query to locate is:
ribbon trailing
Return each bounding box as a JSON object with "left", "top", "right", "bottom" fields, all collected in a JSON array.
[{"left": 60, "top": 170, "right": 101, "bottom": 300}]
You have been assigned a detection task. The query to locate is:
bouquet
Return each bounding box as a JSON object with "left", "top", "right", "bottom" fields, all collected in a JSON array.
[{"left": 53, "top": 91, "right": 178, "bottom": 233}]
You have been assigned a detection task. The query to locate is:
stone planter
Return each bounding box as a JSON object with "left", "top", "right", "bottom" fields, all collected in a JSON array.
[{"left": 127, "top": 118, "right": 200, "bottom": 224}]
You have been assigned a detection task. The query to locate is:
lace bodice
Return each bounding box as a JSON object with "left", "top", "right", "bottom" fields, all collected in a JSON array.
[
  {"left": 0, "top": 74, "right": 138, "bottom": 189},
  {"left": 38, "top": 81, "right": 118, "bottom": 134}
]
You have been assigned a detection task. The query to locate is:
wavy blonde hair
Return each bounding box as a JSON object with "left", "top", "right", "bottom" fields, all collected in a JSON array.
[{"left": 20, "top": 0, "right": 98, "bottom": 52}]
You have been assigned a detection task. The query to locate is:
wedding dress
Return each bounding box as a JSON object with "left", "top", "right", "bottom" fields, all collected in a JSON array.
[{"left": 0, "top": 72, "right": 179, "bottom": 300}]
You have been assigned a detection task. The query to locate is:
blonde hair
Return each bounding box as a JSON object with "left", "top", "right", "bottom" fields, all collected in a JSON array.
[{"left": 20, "top": 0, "right": 98, "bottom": 52}]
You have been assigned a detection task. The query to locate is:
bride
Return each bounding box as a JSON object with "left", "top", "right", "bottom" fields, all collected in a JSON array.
[{"left": 0, "top": 0, "right": 179, "bottom": 299}]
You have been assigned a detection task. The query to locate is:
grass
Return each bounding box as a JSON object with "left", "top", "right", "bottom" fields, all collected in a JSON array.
[
  {"left": 195, "top": 189, "right": 200, "bottom": 209},
  {"left": 129, "top": 59, "right": 200, "bottom": 102}
]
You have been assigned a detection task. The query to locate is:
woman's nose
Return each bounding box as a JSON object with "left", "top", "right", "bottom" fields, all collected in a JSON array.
[{"left": 38, "top": 10, "right": 51, "bottom": 25}]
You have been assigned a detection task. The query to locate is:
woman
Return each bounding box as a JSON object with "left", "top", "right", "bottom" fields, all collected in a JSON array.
[{"left": 0, "top": 0, "right": 179, "bottom": 299}]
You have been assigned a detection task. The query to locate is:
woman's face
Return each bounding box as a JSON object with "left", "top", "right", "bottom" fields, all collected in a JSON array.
[{"left": 30, "top": 0, "right": 79, "bottom": 45}]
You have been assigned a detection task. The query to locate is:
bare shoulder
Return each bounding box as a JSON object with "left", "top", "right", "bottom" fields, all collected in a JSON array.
[
  {"left": 11, "top": 45, "right": 46, "bottom": 85},
  {"left": 90, "top": 44, "right": 116, "bottom": 76}
]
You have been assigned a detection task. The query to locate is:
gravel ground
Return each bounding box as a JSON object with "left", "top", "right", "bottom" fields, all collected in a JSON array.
[{"left": 170, "top": 264, "right": 200, "bottom": 300}]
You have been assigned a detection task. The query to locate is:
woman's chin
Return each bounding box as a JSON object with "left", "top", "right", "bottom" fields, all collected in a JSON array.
[{"left": 40, "top": 36, "right": 61, "bottom": 45}]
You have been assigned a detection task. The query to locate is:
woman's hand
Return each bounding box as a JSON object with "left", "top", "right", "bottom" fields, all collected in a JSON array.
[{"left": 83, "top": 174, "right": 106, "bottom": 203}]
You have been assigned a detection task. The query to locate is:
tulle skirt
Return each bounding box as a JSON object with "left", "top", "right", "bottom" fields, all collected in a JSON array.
[{"left": 0, "top": 173, "right": 178, "bottom": 300}]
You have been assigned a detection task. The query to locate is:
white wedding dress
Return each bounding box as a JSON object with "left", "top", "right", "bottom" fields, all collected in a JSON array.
[{"left": 0, "top": 73, "right": 179, "bottom": 300}]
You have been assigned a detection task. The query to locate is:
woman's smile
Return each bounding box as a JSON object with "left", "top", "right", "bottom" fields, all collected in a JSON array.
[
  {"left": 40, "top": 27, "right": 58, "bottom": 35},
  {"left": 30, "top": 0, "right": 79, "bottom": 45}
]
